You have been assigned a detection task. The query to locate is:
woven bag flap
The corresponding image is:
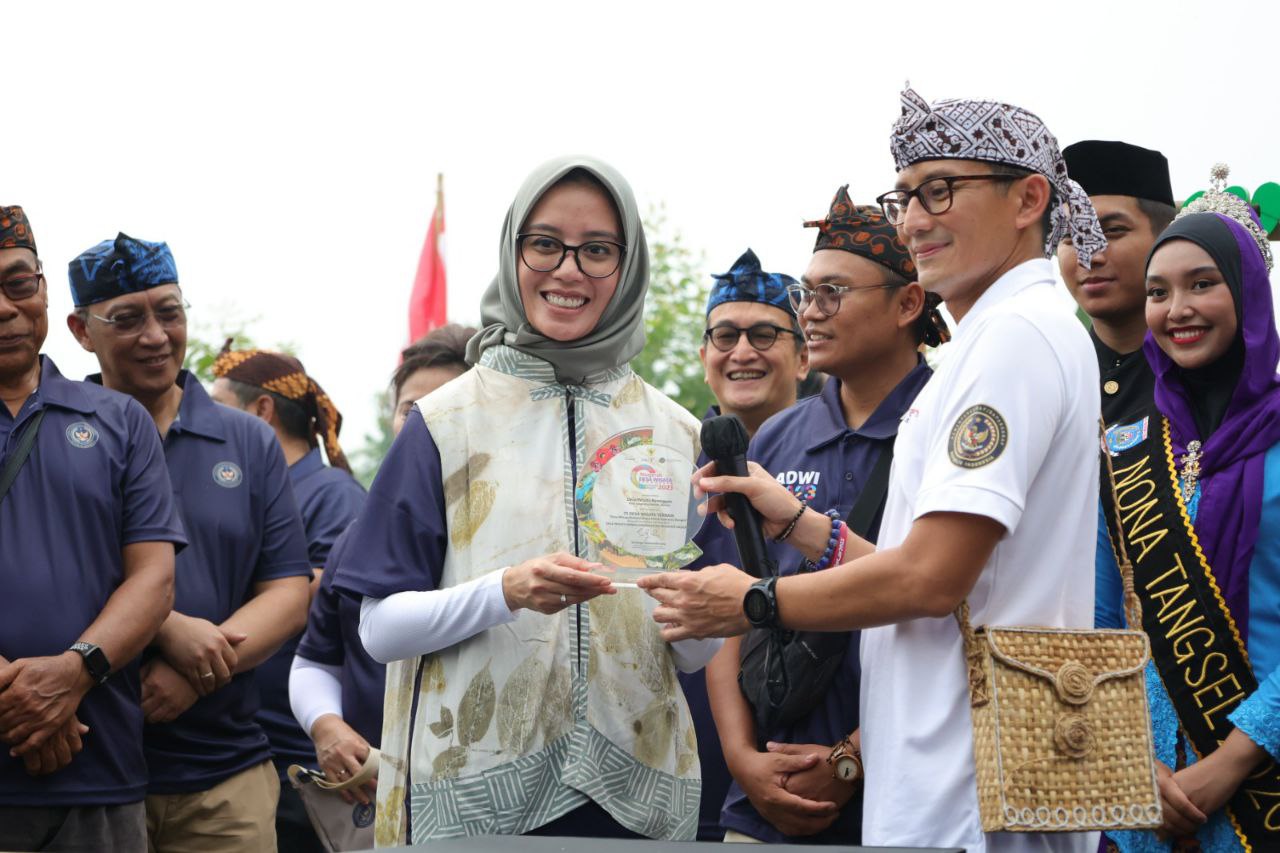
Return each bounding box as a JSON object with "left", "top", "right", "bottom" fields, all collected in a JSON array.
[{"left": 984, "top": 627, "right": 1149, "bottom": 702}]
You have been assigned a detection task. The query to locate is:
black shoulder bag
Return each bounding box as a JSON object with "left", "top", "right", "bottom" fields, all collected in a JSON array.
[
  {"left": 0, "top": 409, "right": 46, "bottom": 506},
  {"left": 737, "top": 442, "right": 893, "bottom": 736}
]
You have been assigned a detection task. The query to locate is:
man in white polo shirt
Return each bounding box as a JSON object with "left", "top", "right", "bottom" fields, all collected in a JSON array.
[{"left": 639, "top": 86, "right": 1104, "bottom": 852}]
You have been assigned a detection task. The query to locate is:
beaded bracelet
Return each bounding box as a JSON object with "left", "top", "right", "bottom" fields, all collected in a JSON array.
[
  {"left": 805, "top": 509, "right": 845, "bottom": 571},
  {"left": 774, "top": 502, "right": 808, "bottom": 543}
]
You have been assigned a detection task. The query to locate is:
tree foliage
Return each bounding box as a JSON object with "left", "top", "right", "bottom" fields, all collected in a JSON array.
[{"left": 629, "top": 206, "right": 715, "bottom": 417}]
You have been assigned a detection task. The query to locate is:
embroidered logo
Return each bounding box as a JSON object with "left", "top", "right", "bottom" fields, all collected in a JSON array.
[
  {"left": 212, "top": 461, "right": 243, "bottom": 488},
  {"left": 352, "top": 801, "right": 375, "bottom": 828},
  {"left": 1104, "top": 417, "right": 1149, "bottom": 456},
  {"left": 65, "top": 421, "right": 99, "bottom": 448},
  {"left": 948, "top": 405, "right": 1007, "bottom": 469}
]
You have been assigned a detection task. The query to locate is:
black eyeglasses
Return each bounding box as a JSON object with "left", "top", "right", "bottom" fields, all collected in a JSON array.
[
  {"left": 875, "top": 174, "right": 1020, "bottom": 225},
  {"left": 517, "top": 233, "right": 626, "bottom": 279},
  {"left": 785, "top": 282, "right": 901, "bottom": 318},
  {"left": 0, "top": 268, "right": 44, "bottom": 303},
  {"left": 89, "top": 300, "right": 190, "bottom": 337},
  {"left": 703, "top": 322, "right": 800, "bottom": 353}
]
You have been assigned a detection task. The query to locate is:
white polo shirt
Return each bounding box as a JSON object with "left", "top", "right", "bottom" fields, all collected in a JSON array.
[{"left": 859, "top": 259, "right": 1100, "bottom": 853}]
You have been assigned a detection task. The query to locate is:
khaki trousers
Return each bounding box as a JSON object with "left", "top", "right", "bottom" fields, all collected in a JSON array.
[{"left": 145, "top": 760, "right": 279, "bottom": 853}]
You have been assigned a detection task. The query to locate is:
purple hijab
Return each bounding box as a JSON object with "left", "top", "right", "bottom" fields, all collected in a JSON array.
[{"left": 1143, "top": 211, "right": 1280, "bottom": 640}]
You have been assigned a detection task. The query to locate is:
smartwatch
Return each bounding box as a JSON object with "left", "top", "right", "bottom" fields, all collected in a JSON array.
[
  {"left": 70, "top": 642, "right": 111, "bottom": 686},
  {"left": 743, "top": 576, "right": 780, "bottom": 629}
]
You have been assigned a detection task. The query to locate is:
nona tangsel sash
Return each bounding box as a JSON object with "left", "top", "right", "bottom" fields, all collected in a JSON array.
[{"left": 1102, "top": 415, "right": 1280, "bottom": 846}]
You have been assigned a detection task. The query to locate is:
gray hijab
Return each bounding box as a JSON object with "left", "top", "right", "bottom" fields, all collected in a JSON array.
[{"left": 465, "top": 155, "right": 650, "bottom": 385}]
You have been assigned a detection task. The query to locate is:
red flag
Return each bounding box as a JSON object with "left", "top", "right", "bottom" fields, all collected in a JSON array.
[{"left": 408, "top": 173, "right": 447, "bottom": 341}]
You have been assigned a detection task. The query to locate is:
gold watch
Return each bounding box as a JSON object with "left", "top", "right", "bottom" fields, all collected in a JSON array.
[{"left": 827, "top": 736, "right": 863, "bottom": 784}]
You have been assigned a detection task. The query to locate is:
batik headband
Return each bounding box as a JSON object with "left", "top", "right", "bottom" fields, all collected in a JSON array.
[
  {"left": 68, "top": 232, "right": 179, "bottom": 307},
  {"left": 1177, "top": 164, "right": 1273, "bottom": 273},
  {"left": 213, "top": 345, "right": 351, "bottom": 473},
  {"left": 889, "top": 86, "right": 1106, "bottom": 268},
  {"left": 0, "top": 206, "right": 37, "bottom": 255},
  {"left": 705, "top": 248, "right": 798, "bottom": 320},
  {"left": 803, "top": 185, "right": 917, "bottom": 281}
]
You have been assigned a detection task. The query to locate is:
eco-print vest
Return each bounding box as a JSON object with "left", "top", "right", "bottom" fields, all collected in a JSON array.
[{"left": 374, "top": 345, "right": 702, "bottom": 846}]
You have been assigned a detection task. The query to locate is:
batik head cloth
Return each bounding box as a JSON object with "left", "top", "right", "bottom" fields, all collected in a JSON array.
[
  {"left": 212, "top": 345, "right": 351, "bottom": 473},
  {"left": 705, "top": 248, "right": 798, "bottom": 321},
  {"left": 804, "top": 185, "right": 916, "bottom": 281},
  {"left": 888, "top": 86, "right": 1106, "bottom": 268},
  {"left": 0, "top": 206, "right": 37, "bottom": 256},
  {"left": 68, "top": 232, "right": 179, "bottom": 307},
  {"left": 803, "top": 186, "right": 950, "bottom": 347}
]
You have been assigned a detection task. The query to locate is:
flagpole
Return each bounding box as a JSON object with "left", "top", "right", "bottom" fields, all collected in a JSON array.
[{"left": 436, "top": 172, "right": 444, "bottom": 227}]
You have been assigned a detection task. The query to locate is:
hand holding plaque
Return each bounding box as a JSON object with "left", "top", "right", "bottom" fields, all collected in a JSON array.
[{"left": 574, "top": 428, "right": 704, "bottom": 586}]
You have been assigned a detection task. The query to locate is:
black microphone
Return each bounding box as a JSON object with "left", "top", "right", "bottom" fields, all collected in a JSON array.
[{"left": 700, "top": 415, "right": 776, "bottom": 579}]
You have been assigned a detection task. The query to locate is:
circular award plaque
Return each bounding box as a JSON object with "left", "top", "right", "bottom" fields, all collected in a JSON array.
[{"left": 574, "top": 428, "right": 704, "bottom": 584}]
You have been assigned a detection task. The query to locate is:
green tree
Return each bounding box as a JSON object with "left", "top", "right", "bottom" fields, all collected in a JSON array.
[
  {"left": 630, "top": 206, "right": 715, "bottom": 417},
  {"left": 350, "top": 387, "right": 393, "bottom": 488},
  {"left": 184, "top": 306, "right": 296, "bottom": 385}
]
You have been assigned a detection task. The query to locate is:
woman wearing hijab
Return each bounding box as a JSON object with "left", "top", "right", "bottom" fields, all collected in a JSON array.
[
  {"left": 1097, "top": 168, "right": 1280, "bottom": 851},
  {"left": 333, "top": 157, "right": 717, "bottom": 846}
]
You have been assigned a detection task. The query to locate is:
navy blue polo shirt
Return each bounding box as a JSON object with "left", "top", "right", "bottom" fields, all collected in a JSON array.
[
  {"left": 296, "top": 523, "right": 385, "bottom": 746},
  {"left": 332, "top": 410, "right": 449, "bottom": 602},
  {"left": 715, "top": 363, "right": 931, "bottom": 844},
  {"left": 0, "top": 357, "right": 186, "bottom": 806},
  {"left": 677, "top": 405, "right": 738, "bottom": 841},
  {"left": 140, "top": 370, "right": 312, "bottom": 794},
  {"left": 258, "top": 448, "right": 365, "bottom": 777}
]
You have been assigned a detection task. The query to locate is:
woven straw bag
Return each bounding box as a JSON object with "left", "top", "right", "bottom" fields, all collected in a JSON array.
[{"left": 953, "top": 426, "right": 1163, "bottom": 833}]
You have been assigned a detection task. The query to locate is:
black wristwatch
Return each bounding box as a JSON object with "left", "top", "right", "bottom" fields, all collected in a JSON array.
[
  {"left": 69, "top": 642, "right": 111, "bottom": 686},
  {"left": 743, "top": 576, "right": 781, "bottom": 629}
]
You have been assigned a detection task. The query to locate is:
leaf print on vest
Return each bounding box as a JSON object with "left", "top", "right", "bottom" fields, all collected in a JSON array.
[
  {"left": 498, "top": 655, "right": 548, "bottom": 754},
  {"left": 457, "top": 661, "right": 496, "bottom": 746},
  {"left": 676, "top": 724, "right": 698, "bottom": 777},
  {"left": 633, "top": 697, "right": 679, "bottom": 769},
  {"left": 432, "top": 745, "right": 468, "bottom": 780},
  {"left": 450, "top": 481, "right": 497, "bottom": 549},
  {"left": 375, "top": 785, "right": 405, "bottom": 846},
  {"left": 443, "top": 453, "right": 492, "bottom": 506},
  {"left": 540, "top": 664, "right": 572, "bottom": 743},
  {"left": 419, "top": 654, "right": 446, "bottom": 695},
  {"left": 428, "top": 706, "right": 454, "bottom": 739}
]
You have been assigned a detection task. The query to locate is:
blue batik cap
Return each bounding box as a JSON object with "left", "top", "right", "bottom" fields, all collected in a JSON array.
[
  {"left": 68, "top": 232, "right": 179, "bottom": 307},
  {"left": 705, "top": 248, "right": 798, "bottom": 319}
]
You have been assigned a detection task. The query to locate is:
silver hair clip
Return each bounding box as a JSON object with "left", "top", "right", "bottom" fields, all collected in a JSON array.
[{"left": 1178, "top": 164, "right": 1274, "bottom": 272}]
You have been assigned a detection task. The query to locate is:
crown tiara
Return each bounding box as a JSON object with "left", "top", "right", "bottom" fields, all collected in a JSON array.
[{"left": 1178, "top": 164, "right": 1274, "bottom": 272}]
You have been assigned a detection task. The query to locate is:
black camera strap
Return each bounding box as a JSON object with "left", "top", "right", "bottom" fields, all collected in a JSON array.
[{"left": 0, "top": 409, "right": 47, "bottom": 507}]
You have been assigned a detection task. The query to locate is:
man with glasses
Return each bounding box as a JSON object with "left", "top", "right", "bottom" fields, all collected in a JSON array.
[
  {"left": 67, "top": 233, "right": 312, "bottom": 853},
  {"left": 684, "top": 248, "right": 808, "bottom": 841},
  {"left": 0, "top": 210, "right": 184, "bottom": 851},
  {"left": 707, "top": 188, "right": 945, "bottom": 845},
  {"left": 699, "top": 249, "right": 810, "bottom": 439},
  {"left": 640, "top": 87, "right": 1103, "bottom": 852}
]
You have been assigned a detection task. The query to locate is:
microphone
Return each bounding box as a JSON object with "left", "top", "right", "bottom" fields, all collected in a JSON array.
[{"left": 700, "top": 415, "right": 776, "bottom": 579}]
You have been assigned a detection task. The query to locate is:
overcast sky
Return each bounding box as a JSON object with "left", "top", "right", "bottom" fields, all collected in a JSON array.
[{"left": 8, "top": 0, "right": 1278, "bottom": 449}]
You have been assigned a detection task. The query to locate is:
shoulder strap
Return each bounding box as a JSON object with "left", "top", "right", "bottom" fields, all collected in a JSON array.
[
  {"left": 846, "top": 441, "right": 894, "bottom": 538},
  {"left": 0, "top": 409, "right": 47, "bottom": 507}
]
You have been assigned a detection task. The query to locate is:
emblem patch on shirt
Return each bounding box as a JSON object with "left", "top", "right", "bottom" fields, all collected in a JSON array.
[
  {"left": 1104, "top": 417, "right": 1149, "bottom": 456},
  {"left": 212, "top": 461, "right": 243, "bottom": 488},
  {"left": 352, "top": 801, "right": 375, "bottom": 828},
  {"left": 65, "top": 421, "right": 99, "bottom": 448},
  {"left": 948, "top": 405, "right": 1007, "bottom": 469}
]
